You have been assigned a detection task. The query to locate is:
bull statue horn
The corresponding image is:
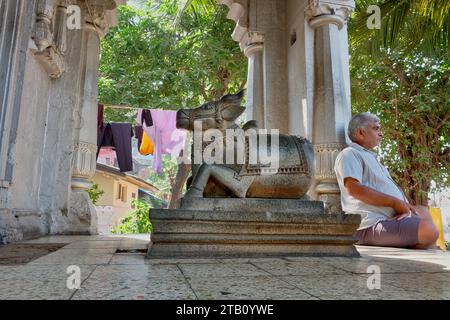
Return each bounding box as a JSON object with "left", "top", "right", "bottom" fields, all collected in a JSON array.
[{"left": 219, "top": 89, "right": 246, "bottom": 121}]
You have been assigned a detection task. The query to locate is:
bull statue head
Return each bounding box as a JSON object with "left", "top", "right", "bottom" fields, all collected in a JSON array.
[{"left": 176, "top": 90, "right": 245, "bottom": 131}]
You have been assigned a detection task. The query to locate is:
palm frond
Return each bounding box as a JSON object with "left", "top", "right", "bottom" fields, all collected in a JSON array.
[
  {"left": 350, "top": 0, "right": 449, "bottom": 56},
  {"left": 174, "top": 0, "right": 217, "bottom": 26}
]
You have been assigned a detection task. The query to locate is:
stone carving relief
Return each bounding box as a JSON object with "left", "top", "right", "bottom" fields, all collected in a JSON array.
[
  {"left": 71, "top": 141, "right": 97, "bottom": 190},
  {"left": 314, "top": 143, "right": 346, "bottom": 181},
  {"left": 176, "top": 91, "right": 315, "bottom": 199},
  {"left": 31, "top": 0, "right": 117, "bottom": 78},
  {"left": 32, "top": 0, "right": 69, "bottom": 78}
]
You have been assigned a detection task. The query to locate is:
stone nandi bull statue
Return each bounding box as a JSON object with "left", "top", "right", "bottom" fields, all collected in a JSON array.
[{"left": 176, "top": 90, "right": 315, "bottom": 199}]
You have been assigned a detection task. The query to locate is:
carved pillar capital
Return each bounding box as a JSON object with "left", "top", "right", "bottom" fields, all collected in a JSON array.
[
  {"left": 243, "top": 32, "right": 265, "bottom": 57},
  {"left": 80, "top": 0, "right": 117, "bottom": 37},
  {"left": 71, "top": 141, "right": 98, "bottom": 191},
  {"left": 305, "top": 0, "right": 355, "bottom": 30}
]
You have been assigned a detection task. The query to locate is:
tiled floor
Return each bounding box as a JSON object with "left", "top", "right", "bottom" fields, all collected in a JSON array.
[{"left": 0, "top": 234, "right": 449, "bottom": 300}]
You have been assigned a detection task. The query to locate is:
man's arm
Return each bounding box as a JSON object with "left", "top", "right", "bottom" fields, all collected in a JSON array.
[{"left": 344, "top": 177, "right": 417, "bottom": 216}]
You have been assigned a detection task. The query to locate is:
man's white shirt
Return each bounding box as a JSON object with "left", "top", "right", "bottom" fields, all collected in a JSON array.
[{"left": 334, "top": 143, "right": 407, "bottom": 230}]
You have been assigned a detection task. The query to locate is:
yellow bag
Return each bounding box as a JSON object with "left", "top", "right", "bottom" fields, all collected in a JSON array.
[
  {"left": 429, "top": 207, "right": 446, "bottom": 250},
  {"left": 139, "top": 131, "right": 154, "bottom": 156}
]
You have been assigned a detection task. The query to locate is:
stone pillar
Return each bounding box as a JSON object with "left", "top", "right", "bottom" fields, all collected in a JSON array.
[
  {"left": 219, "top": 0, "right": 289, "bottom": 133},
  {"left": 306, "top": 0, "right": 354, "bottom": 213},
  {"left": 259, "top": 0, "right": 288, "bottom": 133},
  {"left": 243, "top": 32, "right": 265, "bottom": 128},
  {"left": 71, "top": 0, "right": 116, "bottom": 191},
  {"left": 69, "top": 0, "right": 117, "bottom": 234},
  {"left": 70, "top": 22, "right": 101, "bottom": 191}
]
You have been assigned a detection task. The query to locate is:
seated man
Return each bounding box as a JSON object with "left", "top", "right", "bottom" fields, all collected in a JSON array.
[{"left": 334, "top": 112, "right": 438, "bottom": 249}]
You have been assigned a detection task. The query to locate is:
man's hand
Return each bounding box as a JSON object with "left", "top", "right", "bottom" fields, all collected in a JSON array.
[
  {"left": 393, "top": 212, "right": 412, "bottom": 221},
  {"left": 392, "top": 199, "right": 418, "bottom": 216}
]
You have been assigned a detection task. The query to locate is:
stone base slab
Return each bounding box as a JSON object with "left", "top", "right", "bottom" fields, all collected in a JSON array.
[
  {"left": 148, "top": 199, "right": 361, "bottom": 258},
  {"left": 180, "top": 198, "right": 323, "bottom": 213}
]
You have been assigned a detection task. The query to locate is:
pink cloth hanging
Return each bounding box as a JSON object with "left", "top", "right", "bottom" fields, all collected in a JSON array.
[{"left": 137, "top": 109, "right": 186, "bottom": 174}]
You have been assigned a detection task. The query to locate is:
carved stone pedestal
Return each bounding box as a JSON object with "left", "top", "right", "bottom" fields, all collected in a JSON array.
[
  {"left": 66, "top": 191, "right": 98, "bottom": 235},
  {"left": 147, "top": 198, "right": 360, "bottom": 258}
]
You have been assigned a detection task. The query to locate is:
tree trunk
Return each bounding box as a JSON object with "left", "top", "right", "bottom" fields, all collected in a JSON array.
[{"left": 168, "top": 163, "right": 191, "bottom": 209}]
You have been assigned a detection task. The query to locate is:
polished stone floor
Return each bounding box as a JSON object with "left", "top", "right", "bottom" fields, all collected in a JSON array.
[{"left": 0, "top": 234, "right": 449, "bottom": 300}]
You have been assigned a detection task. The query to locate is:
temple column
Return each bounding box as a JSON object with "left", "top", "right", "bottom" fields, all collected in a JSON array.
[
  {"left": 71, "top": 0, "right": 116, "bottom": 191},
  {"left": 306, "top": 0, "right": 354, "bottom": 213},
  {"left": 243, "top": 32, "right": 265, "bottom": 127},
  {"left": 70, "top": 24, "right": 101, "bottom": 191},
  {"left": 69, "top": 0, "right": 117, "bottom": 234}
]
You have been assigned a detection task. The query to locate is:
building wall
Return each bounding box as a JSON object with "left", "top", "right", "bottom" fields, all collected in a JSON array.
[
  {"left": 92, "top": 173, "right": 115, "bottom": 205},
  {"left": 112, "top": 180, "right": 138, "bottom": 226},
  {"left": 0, "top": 0, "right": 122, "bottom": 242},
  {"left": 91, "top": 173, "right": 139, "bottom": 228},
  {"left": 8, "top": 15, "right": 86, "bottom": 235},
  {"left": 3, "top": 1, "right": 90, "bottom": 239}
]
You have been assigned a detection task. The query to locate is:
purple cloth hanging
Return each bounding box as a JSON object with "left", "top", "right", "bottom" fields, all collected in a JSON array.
[{"left": 137, "top": 109, "right": 186, "bottom": 174}]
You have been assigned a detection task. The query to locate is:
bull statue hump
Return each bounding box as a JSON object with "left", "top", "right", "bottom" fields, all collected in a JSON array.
[{"left": 176, "top": 90, "right": 315, "bottom": 199}]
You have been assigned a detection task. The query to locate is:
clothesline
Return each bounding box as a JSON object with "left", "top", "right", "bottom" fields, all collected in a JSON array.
[
  {"left": 102, "top": 104, "right": 179, "bottom": 112},
  {"left": 103, "top": 104, "right": 138, "bottom": 110},
  {"left": 98, "top": 104, "right": 187, "bottom": 174}
]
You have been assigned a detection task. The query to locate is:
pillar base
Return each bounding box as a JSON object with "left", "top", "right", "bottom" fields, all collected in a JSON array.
[
  {"left": 67, "top": 191, "right": 98, "bottom": 235},
  {"left": 71, "top": 177, "right": 93, "bottom": 191}
]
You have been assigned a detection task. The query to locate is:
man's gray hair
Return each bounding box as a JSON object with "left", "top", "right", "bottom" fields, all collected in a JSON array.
[{"left": 348, "top": 112, "right": 380, "bottom": 142}]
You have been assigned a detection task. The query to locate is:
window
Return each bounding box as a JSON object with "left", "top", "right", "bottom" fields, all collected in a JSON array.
[
  {"left": 117, "top": 183, "right": 127, "bottom": 202},
  {"left": 117, "top": 183, "right": 122, "bottom": 200}
]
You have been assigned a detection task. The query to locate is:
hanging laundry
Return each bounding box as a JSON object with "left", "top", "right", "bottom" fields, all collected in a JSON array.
[
  {"left": 141, "top": 109, "right": 153, "bottom": 127},
  {"left": 134, "top": 125, "right": 144, "bottom": 150},
  {"left": 139, "top": 130, "right": 154, "bottom": 156},
  {"left": 97, "top": 148, "right": 118, "bottom": 167},
  {"left": 97, "top": 123, "right": 134, "bottom": 172},
  {"left": 137, "top": 109, "right": 186, "bottom": 174},
  {"left": 97, "top": 104, "right": 104, "bottom": 140},
  {"left": 134, "top": 125, "right": 154, "bottom": 155}
]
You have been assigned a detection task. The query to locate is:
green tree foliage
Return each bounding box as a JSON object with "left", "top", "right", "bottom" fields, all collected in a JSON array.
[
  {"left": 349, "top": 1, "right": 449, "bottom": 205},
  {"left": 145, "top": 155, "right": 179, "bottom": 201},
  {"left": 111, "top": 200, "right": 153, "bottom": 234},
  {"left": 99, "top": 0, "right": 247, "bottom": 123},
  {"left": 350, "top": 48, "right": 449, "bottom": 205},
  {"left": 350, "top": 0, "right": 449, "bottom": 57},
  {"left": 87, "top": 183, "right": 105, "bottom": 205}
]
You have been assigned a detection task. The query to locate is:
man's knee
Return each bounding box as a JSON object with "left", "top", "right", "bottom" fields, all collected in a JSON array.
[{"left": 417, "top": 220, "right": 439, "bottom": 246}]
